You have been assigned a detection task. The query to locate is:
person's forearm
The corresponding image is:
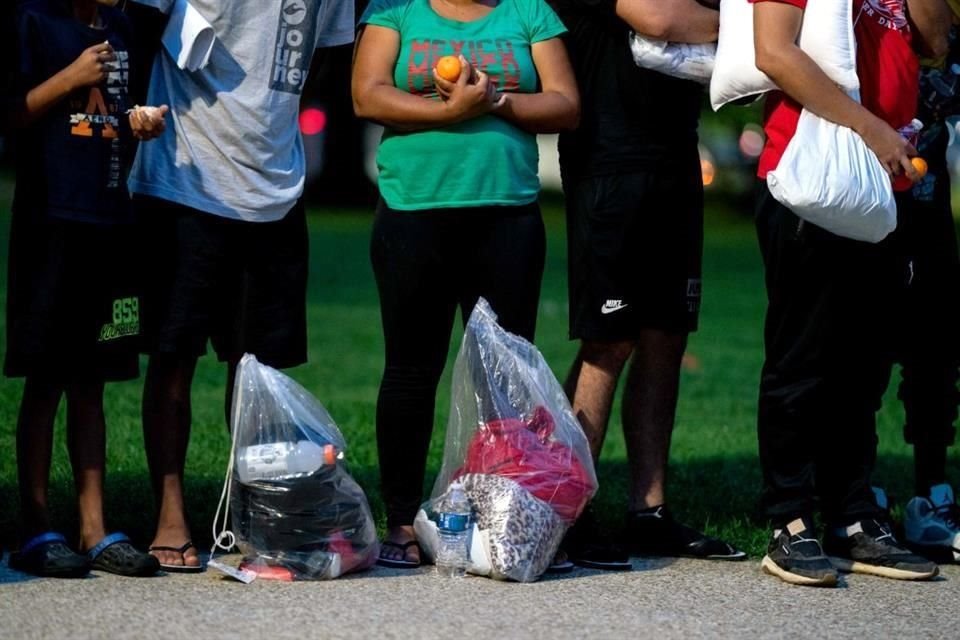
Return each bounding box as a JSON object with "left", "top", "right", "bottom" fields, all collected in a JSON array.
[
  {"left": 17, "top": 70, "right": 76, "bottom": 127},
  {"left": 493, "top": 91, "right": 579, "bottom": 133},
  {"left": 353, "top": 83, "right": 456, "bottom": 132},
  {"left": 755, "top": 43, "right": 878, "bottom": 137},
  {"left": 615, "top": 0, "right": 718, "bottom": 44},
  {"left": 907, "top": 0, "right": 952, "bottom": 58}
]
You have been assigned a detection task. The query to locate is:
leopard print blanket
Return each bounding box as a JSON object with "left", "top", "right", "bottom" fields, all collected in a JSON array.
[{"left": 424, "top": 473, "right": 566, "bottom": 582}]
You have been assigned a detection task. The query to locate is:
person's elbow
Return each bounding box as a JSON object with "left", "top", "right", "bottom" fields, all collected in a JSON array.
[
  {"left": 554, "top": 91, "right": 580, "bottom": 131},
  {"left": 351, "top": 83, "right": 376, "bottom": 120},
  {"left": 754, "top": 38, "right": 790, "bottom": 78},
  {"left": 635, "top": 13, "right": 673, "bottom": 41},
  {"left": 352, "top": 96, "right": 368, "bottom": 120},
  {"left": 563, "top": 99, "right": 581, "bottom": 131},
  {"left": 926, "top": 33, "right": 950, "bottom": 61}
]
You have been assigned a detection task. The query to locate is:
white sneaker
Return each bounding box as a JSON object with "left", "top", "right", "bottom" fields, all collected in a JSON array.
[{"left": 904, "top": 483, "right": 960, "bottom": 563}]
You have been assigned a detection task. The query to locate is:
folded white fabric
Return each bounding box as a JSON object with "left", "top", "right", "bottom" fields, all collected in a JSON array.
[
  {"left": 767, "top": 105, "right": 896, "bottom": 244},
  {"left": 161, "top": 0, "right": 216, "bottom": 72},
  {"left": 628, "top": 33, "right": 716, "bottom": 84},
  {"left": 710, "top": 0, "right": 858, "bottom": 110},
  {"left": 414, "top": 510, "right": 493, "bottom": 577}
]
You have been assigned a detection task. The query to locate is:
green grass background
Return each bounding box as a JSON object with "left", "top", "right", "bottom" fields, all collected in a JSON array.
[{"left": 0, "top": 174, "right": 955, "bottom": 557}]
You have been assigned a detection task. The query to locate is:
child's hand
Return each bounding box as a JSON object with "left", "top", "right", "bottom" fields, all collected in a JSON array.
[
  {"left": 65, "top": 42, "right": 116, "bottom": 91},
  {"left": 129, "top": 105, "right": 169, "bottom": 141}
]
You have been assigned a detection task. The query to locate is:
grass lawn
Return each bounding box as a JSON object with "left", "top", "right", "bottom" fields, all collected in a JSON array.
[{"left": 0, "top": 174, "right": 955, "bottom": 558}]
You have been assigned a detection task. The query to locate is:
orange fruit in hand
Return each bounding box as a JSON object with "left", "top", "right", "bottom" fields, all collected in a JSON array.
[
  {"left": 435, "top": 56, "right": 461, "bottom": 82},
  {"left": 911, "top": 157, "right": 928, "bottom": 179}
]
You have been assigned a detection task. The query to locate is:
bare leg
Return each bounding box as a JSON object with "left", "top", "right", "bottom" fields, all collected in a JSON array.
[
  {"left": 564, "top": 340, "right": 635, "bottom": 462},
  {"left": 142, "top": 354, "right": 201, "bottom": 569},
  {"left": 621, "top": 329, "right": 687, "bottom": 511},
  {"left": 621, "top": 329, "right": 744, "bottom": 559},
  {"left": 16, "top": 378, "right": 64, "bottom": 539},
  {"left": 561, "top": 341, "right": 635, "bottom": 569},
  {"left": 64, "top": 382, "right": 108, "bottom": 550}
]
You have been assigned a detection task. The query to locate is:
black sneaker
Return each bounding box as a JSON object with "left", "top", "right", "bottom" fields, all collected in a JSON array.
[
  {"left": 824, "top": 519, "right": 939, "bottom": 581},
  {"left": 626, "top": 505, "right": 746, "bottom": 560},
  {"left": 761, "top": 518, "right": 838, "bottom": 587},
  {"left": 562, "top": 506, "right": 632, "bottom": 571}
]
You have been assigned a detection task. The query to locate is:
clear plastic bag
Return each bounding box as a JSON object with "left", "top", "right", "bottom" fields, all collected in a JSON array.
[
  {"left": 219, "top": 354, "right": 378, "bottom": 581},
  {"left": 628, "top": 33, "right": 716, "bottom": 85},
  {"left": 416, "top": 299, "right": 598, "bottom": 582}
]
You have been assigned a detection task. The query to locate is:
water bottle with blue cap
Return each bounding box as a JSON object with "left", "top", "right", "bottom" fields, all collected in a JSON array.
[{"left": 435, "top": 481, "right": 472, "bottom": 578}]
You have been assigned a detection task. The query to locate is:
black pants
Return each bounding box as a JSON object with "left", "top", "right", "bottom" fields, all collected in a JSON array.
[
  {"left": 755, "top": 184, "right": 900, "bottom": 528},
  {"left": 371, "top": 200, "right": 545, "bottom": 527},
  {"left": 895, "top": 181, "right": 960, "bottom": 455},
  {"left": 136, "top": 196, "right": 308, "bottom": 368}
]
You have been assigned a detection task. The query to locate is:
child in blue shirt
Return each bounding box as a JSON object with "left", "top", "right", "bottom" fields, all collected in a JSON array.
[{"left": 6, "top": 0, "right": 167, "bottom": 578}]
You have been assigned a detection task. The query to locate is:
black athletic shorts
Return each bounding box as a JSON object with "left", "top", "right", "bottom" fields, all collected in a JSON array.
[
  {"left": 564, "top": 154, "right": 704, "bottom": 341},
  {"left": 4, "top": 209, "right": 141, "bottom": 382},
  {"left": 136, "top": 196, "right": 308, "bottom": 368}
]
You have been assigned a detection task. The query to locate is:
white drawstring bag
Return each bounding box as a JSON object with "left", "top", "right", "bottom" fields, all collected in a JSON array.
[
  {"left": 628, "top": 33, "right": 716, "bottom": 84},
  {"left": 766, "top": 107, "right": 896, "bottom": 243},
  {"left": 710, "top": 0, "right": 859, "bottom": 110}
]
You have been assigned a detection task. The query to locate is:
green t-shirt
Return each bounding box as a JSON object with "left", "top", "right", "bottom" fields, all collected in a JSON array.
[{"left": 360, "top": 0, "right": 566, "bottom": 210}]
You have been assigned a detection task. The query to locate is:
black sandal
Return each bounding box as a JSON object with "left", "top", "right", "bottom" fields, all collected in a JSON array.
[
  {"left": 377, "top": 540, "right": 422, "bottom": 568},
  {"left": 88, "top": 533, "right": 161, "bottom": 577},
  {"left": 148, "top": 540, "right": 205, "bottom": 573},
  {"left": 547, "top": 549, "right": 574, "bottom": 574}
]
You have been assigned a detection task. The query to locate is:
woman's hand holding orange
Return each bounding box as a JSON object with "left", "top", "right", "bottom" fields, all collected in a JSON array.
[{"left": 432, "top": 55, "right": 504, "bottom": 122}]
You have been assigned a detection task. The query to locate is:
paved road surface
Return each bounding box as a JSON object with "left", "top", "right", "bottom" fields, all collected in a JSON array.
[{"left": 1, "top": 553, "right": 955, "bottom": 639}]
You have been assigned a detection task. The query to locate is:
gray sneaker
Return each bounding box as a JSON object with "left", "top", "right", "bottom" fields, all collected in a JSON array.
[
  {"left": 825, "top": 519, "right": 939, "bottom": 581},
  {"left": 760, "top": 518, "right": 838, "bottom": 587}
]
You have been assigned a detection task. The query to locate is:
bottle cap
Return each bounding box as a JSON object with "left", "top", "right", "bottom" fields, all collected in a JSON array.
[{"left": 322, "top": 444, "right": 337, "bottom": 465}]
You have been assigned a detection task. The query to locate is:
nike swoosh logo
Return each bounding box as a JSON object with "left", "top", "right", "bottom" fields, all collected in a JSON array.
[{"left": 601, "top": 302, "right": 628, "bottom": 315}]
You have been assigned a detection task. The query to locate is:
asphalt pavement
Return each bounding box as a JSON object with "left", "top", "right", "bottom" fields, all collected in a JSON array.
[{"left": 1, "top": 552, "right": 956, "bottom": 639}]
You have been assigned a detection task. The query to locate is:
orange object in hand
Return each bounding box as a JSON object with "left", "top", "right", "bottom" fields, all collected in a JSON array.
[
  {"left": 911, "top": 157, "right": 928, "bottom": 179},
  {"left": 435, "top": 56, "right": 462, "bottom": 82}
]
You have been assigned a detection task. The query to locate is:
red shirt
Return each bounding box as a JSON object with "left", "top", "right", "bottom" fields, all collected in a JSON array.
[{"left": 752, "top": 0, "right": 919, "bottom": 185}]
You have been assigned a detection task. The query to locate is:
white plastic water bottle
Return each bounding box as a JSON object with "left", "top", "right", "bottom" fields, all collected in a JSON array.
[
  {"left": 435, "top": 482, "right": 471, "bottom": 578},
  {"left": 236, "top": 440, "right": 337, "bottom": 483}
]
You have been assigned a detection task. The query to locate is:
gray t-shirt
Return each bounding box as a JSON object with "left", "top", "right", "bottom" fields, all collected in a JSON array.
[{"left": 129, "top": 0, "right": 354, "bottom": 221}]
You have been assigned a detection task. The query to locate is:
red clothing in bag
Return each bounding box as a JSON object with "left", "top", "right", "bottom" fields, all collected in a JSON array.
[{"left": 455, "top": 406, "right": 595, "bottom": 523}]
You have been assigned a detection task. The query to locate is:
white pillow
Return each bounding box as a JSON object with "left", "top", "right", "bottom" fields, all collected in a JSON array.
[
  {"left": 710, "top": 0, "right": 859, "bottom": 111},
  {"left": 766, "top": 106, "right": 896, "bottom": 243}
]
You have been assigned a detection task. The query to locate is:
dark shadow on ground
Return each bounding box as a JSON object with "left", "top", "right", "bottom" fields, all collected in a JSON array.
[{"left": 0, "top": 453, "right": 950, "bottom": 561}]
